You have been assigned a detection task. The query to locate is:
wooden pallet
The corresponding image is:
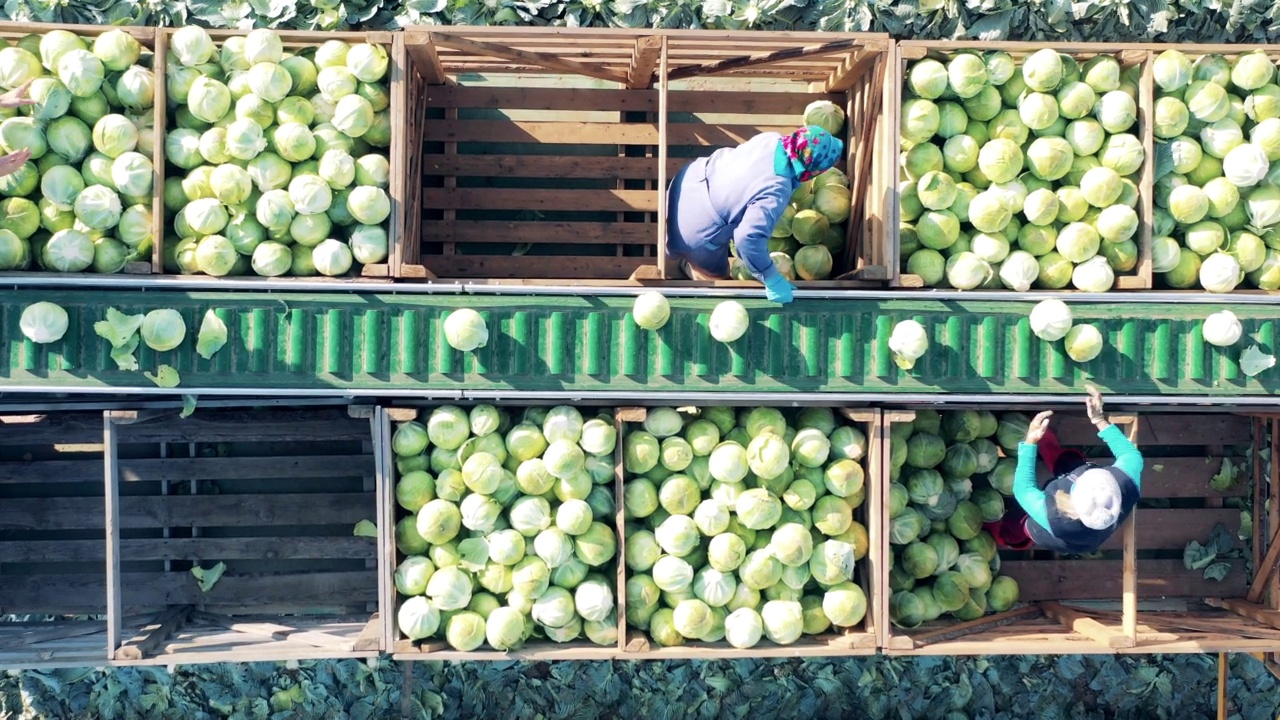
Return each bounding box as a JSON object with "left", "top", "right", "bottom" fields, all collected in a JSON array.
[
  {"left": 617, "top": 406, "right": 881, "bottom": 658},
  {"left": 893, "top": 42, "right": 1155, "bottom": 292},
  {"left": 881, "top": 410, "right": 1280, "bottom": 655},
  {"left": 400, "top": 28, "right": 893, "bottom": 286},
  {"left": 0, "top": 23, "right": 160, "bottom": 277},
  {"left": 0, "top": 412, "right": 112, "bottom": 669},
  {"left": 102, "top": 407, "right": 381, "bottom": 665},
  {"left": 153, "top": 28, "right": 402, "bottom": 282}
]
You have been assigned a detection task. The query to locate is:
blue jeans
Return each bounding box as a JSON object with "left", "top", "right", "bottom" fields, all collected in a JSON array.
[{"left": 665, "top": 161, "right": 732, "bottom": 279}]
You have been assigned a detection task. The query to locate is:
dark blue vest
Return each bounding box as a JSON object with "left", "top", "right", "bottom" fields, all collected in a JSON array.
[{"left": 1025, "top": 464, "right": 1139, "bottom": 553}]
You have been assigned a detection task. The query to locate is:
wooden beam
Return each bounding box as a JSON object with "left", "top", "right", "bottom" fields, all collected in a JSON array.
[
  {"left": 114, "top": 605, "right": 193, "bottom": 661},
  {"left": 1209, "top": 598, "right": 1280, "bottom": 631},
  {"left": 406, "top": 40, "right": 445, "bottom": 85},
  {"left": 825, "top": 50, "right": 878, "bottom": 94},
  {"left": 428, "top": 33, "right": 628, "bottom": 85},
  {"left": 1122, "top": 514, "right": 1138, "bottom": 641},
  {"left": 667, "top": 38, "right": 864, "bottom": 81},
  {"left": 353, "top": 614, "right": 382, "bottom": 652},
  {"left": 190, "top": 612, "right": 360, "bottom": 652},
  {"left": 1040, "top": 601, "right": 1135, "bottom": 649},
  {"left": 104, "top": 415, "right": 121, "bottom": 661},
  {"left": 1246, "top": 523, "right": 1280, "bottom": 603},
  {"left": 1217, "top": 653, "right": 1228, "bottom": 720},
  {"left": 655, "top": 36, "right": 669, "bottom": 280},
  {"left": 906, "top": 605, "right": 1043, "bottom": 647},
  {"left": 627, "top": 36, "right": 661, "bottom": 90}
]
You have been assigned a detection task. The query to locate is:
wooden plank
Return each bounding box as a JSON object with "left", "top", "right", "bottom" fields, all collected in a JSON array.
[
  {"left": 1142, "top": 457, "right": 1250, "bottom": 498},
  {"left": 0, "top": 414, "right": 105, "bottom": 446},
  {"left": 353, "top": 615, "right": 381, "bottom": 652},
  {"left": 104, "top": 416, "right": 121, "bottom": 662},
  {"left": 415, "top": 254, "right": 650, "bottom": 280},
  {"left": 0, "top": 458, "right": 103, "bottom": 483},
  {"left": 427, "top": 33, "right": 629, "bottom": 85},
  {"left": 1131, "top": 414, "right": 1253, "bottom": 447},
  {"left": 422, "top": 154, "right": 680, "bottom": 180},
  {"left": 1246, "top": 523, "right": 1280, "bottom": 604},
  {"left": 425, "top": 85, "right": 840, "bottom": 115},
  {"left": 1001, "top": 559, "right": 1248, "bottom": 601},
  {"left": 666, "top": 38, "right": 865, "bottom": 80},
  {"left": 115, "top": 605, "right": 193, "bottom": 661},
  {"left": 1136, "top": 51, "right": 1155, "bottom": 289},
  {"left": 116, "top": 455, "right": 373, "bottom": 483},
  {"left": 1097, "top": 509, "right": 1240, "bottom": 551},
  {"left": 424, "top": 220, "right": 657, "bottom": 246},
  {"left": 406, "top": 40, "right": 445, "bottom": 85},
  {"left": 189, "top": 612, "right": 362, "bottom": 651},
  {"left": 1209, "top": 598, "right": 1280, "bottom": 631},
  {"left": 656, "top": 37, "right": 669, "bottom": 280},
  {"left": 1122, "top": 514, "right": 1137, "bottom": 641},
  {"left": 1040, "top": 601, "right": 1134, "bottom": 648},
  {"left": 117, "top": 570, "right": 376, "bottom": 610},
  {"left": 113, "top": 411, "right": 369, "bottom": 443},
  {"left": 1, "top": 536, "right": 375, "bottom": 563},
  {"left": 149, "top": 26, "right": 166, "bottom": 274},
  {"left": 906, "top": 606, "right": 1043, "bottom": 647},
  {"left": 421, "top": 188, "right": 657, "bottom": 213},
  {"left": 628, "top": 36, "right": 661, "bottom": 89},
  {"left": 422, "top": 119, "right": 792, "bottom": 146},
  {"left": 0, "top": 493, "right": 371, "bottom": 530},
  {"left": 0, "top": 621, "right": 108, "bottom": 650}
]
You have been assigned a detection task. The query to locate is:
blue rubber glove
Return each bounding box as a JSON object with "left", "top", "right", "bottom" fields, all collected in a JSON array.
[{"left": 764, "top": 275, "right": 795, "bottom": 304}]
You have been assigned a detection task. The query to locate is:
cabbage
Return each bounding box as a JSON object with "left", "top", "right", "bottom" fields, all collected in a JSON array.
[
  {"left": 1029, "top": 299, "right": 1073, "bottom": 341},
  {"left": 709, "top": 301, "right": 750, "bottom": 343},
  {"left": 1064, "top": 323, "right": 1104, "bottom": 362},
  {"left": 444, "top": 308, "right": 488, "bottom": 352},
  {"left": 1202, "top": 310, "right": 1243, "bottom": 347}
]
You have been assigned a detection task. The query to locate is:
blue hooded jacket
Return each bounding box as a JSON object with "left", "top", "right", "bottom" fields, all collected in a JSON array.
[{"left": 667, "top": 132, "right": 797, "bottom": 283}]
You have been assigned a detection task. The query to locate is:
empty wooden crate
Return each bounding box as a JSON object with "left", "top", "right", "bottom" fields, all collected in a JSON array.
[
  {"left": 103, "top": 407, "right": 382, "bottom": 665},
  {"left": 400, "top": 28, "right": 894, "bottom": 286}
]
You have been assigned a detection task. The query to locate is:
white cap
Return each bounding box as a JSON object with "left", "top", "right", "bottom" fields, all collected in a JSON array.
[{"left": 1071, "top": 468, "right": 1123, "bottom": 530}]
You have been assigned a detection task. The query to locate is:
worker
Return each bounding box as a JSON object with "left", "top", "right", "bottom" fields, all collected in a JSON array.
[
  {"left": 665, "top": 125, "right": 844, "bottom": 305},
  {"left": 990, "top": 385, "right": 1144, "bottom": 552},
  {"left": 0, "top": 81, "right": 35, "bottom": 178}
]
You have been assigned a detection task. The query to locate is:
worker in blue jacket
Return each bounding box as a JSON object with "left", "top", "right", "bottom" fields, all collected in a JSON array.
[
  {"left": 1006, "top": 385, "right": 1144, "bottom": 553},
  {"left": 665, "top": 125, "right": 844, "bottom": 304}
]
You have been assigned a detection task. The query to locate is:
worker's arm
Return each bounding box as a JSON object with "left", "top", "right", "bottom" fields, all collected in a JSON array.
[
  {"left": 1014, "top": 441, "right": 1050, "bottom": 529},
  {"left": 1097, "top": 422, "right": 1144, "bottom": 489},
  {"left": 733, "top": 182, "right": 791, "bottom": 285}
]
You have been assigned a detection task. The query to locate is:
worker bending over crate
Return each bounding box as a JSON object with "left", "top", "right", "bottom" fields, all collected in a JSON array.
[
  {"left": 665, "top": 125, "right": 844, "bottom": 305},
  {"left": 989, "top": 386, "right": 1145, "bottom": 552}
]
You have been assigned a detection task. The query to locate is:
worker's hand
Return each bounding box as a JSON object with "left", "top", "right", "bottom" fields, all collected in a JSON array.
[
  {"left": 0, "top": 81, "right": 35, "bottom": 109},
  {"left": 1084, "top": 384, "right": 1106, "bottom": 424},
  {"left": 764, "top": 275, "right": 794, "bottom": 304},
  {"left": 1025, "top": 411, "right": 1054, "bottom": 444},
  {"left": 0, "top": 149, "right": 32, "bottom": 178}
]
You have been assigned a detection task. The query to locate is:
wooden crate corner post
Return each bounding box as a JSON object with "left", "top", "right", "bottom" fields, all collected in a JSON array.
[
  {"left": 615, "top": 406, "right": 646, "bottom": 653},
  {"left": 103, "top": 411, "right": 123, "bottom": 661},
  {"left": 879, "top": 410, "right": 915, "bottom": 651}
]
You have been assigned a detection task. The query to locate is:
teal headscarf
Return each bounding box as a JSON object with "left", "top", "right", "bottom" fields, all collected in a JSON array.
[{"left": 774, "top": 125, "right": 845, "bottom": 182}]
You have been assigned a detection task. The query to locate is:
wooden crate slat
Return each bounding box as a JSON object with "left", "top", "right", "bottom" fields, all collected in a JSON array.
[
  {"left": 121, "top": 570, "right": 376, "bottom": 610},
  {"left": 1142, "top": 456, "right": 1251, "bottom": 498},
  {"left": 422, "top": 119, "right": 795, "bottom": 146},
  {"left": 1, "top": 493, "right": 370, "bottom": 530},
  {"left": 428, "top": 85, "right": 839, "bottom": 115},
  {"left": 0, "top": 574, "right": 109, "bottom": 615},
  {"left": 1096, "top": 508, "right": 1241, "bottom": 551},
  {"left": 1000, "top": 559, "right": 1248, "bottom": 602},
  {"left": 0, "top": 415, "right": 105, "bottom": 447},
  {"left": 0, "top": 537, "right": 375, "bottom": 563},
  {"left": 423, "top": 154, "right": 681, "bottom": 180},
  {"left": 1132, "top": 414, "right": 1254, "bottom": 447},
  {"left": 0, "top": 458, "right": 102, "bottom": 483},
  {"left": 116, "top": 455, "right": 373, "bottom": 483},
  {"left": 114, "top": 410, "right": 369, "bottom": 443},
  {"left": 422, "top": 188, "right": 657, "bottom": 213},
  {"left": 425, "top": 220, "right": 657, "bottom": 245}
]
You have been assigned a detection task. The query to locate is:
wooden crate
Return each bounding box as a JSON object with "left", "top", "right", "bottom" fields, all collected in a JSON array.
[
  {"left": 0, "top": 23, "right": 161, "bottom": 278},
  {"left": 0, "top": 412, "right": 111, "bottom": 669},
  {"left": 881, "top": 409, "right": 1280, "bottom": 655},
  {"left": 893, "top": 42, "right": 1155, "bottom": 291},
  {"left": 619, "top": 406, "right": 882, "bottom": 658},
  {"left": 400, "top": 28, "right": 893, "bottom": 286},
  {"left": 154, "top": 28, "right": 402, "bottom": 283},
  {"left": 382, "top": 404, "right": 621, "bottom": 660},
  {"left": 103, "top": 407, "right": 382, "bottom": 665}
]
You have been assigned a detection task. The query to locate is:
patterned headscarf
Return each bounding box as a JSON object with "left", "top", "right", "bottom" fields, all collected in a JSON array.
[{"left": 780, "top": 125, "right": 845, "bottom": 182}]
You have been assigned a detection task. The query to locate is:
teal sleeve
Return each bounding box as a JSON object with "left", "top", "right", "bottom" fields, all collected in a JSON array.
[
  {"left": 1100, "top": 424, "right": 1144, "bottom": 489},
  {"left": 1014, "top": 442, "right": 1049, "bottom": 529}
]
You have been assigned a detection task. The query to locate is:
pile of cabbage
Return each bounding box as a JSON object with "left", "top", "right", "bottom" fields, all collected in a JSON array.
[
  {"left": 1150, "top": 50, "right": 1280, "bottom": 292},
  {"left": 0, "top": 29, "right": 157, "bottom": 274},
  {"left": 392, "top": 405, "right": 619, "bottom": 652},
  {"left": 623, "top": 406, "right": 870, "bottom": 649},
  {"left": 900, "top": 50, "right": 1146, "bottom": 292},
  {"left": 730, "top": 100, "right": 850, "bottom": 282},
  {"left": 162, "top": 27, "right": 392, "bottom": 278},
  {"left": 888, "top": 409, "right": 1022, "bottom": 628}
]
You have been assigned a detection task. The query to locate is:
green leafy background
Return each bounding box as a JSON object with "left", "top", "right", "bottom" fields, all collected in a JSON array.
[
  {"left": 2, "top": 655, "right": 1278, "bottom": 718},
  {"left": 3, "top": 0, "right": 1279, "bottom": 42}
]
